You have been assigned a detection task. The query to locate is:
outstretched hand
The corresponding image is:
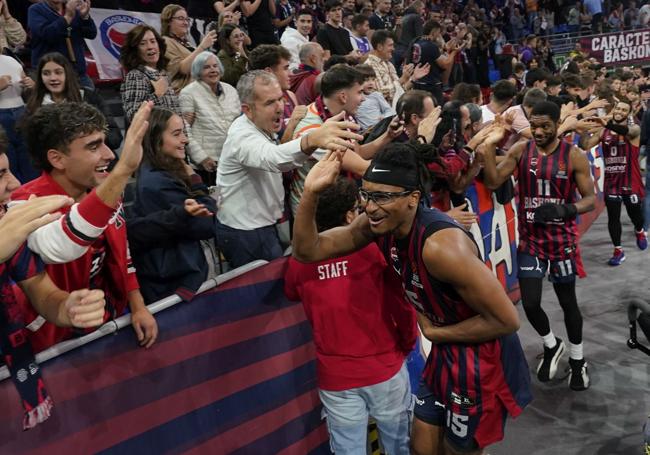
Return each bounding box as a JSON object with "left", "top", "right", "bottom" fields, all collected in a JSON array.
[
  {"left": 116, "top": 101, "right": 152, "bottom": 175},
  {"left": 417, "top": 106, "right": 442, "bottom": 143},
  {"left": 303, "top": 150, "right": 343, "bottom": 194},
  {"left": 446, "top": 203, "right": 478, "bottom": 229},
  {"left": 309, "top": 111, "right": 363, "bottom": 152},
  {"left": 0, "top": 195, "right": 74, "bottom": 263},
  {"left": 184, "top": 199, "right": 213, "bottom": 217}
]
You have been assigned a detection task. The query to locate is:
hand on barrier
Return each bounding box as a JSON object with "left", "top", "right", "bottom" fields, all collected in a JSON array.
[{"left": 132, "top": 307, "right": 158, "bottom": 348}]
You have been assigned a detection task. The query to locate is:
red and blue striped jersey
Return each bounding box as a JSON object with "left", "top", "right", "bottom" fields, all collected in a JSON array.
[
  {"left": 517, "top": 139, "right": 578, "bottom": 261},
  {"left": 601, "top": 129, "right": 645, "bottom": 198},
  {"left": 375, "top": 207, "right": 531, "bottom": 416}
]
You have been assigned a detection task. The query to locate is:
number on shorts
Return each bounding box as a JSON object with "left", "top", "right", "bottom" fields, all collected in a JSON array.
[
  {"left": 630, "top": 194, "right": 639, "bottom": 204},
  {"left": 446, "top": 410, "right": 469, "bottom": 438},
  {"left": 557, "top": 259, "right": 573, "bottom": 277}
]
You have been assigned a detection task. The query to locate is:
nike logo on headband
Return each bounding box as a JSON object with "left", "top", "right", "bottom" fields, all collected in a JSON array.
[{"left": 371, "top": 167, "right": 391, "bottom": 173}]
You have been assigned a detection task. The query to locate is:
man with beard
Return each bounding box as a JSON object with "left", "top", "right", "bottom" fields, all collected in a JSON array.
[
  {"left": 579, "top": 100, "right": 647, "bottom": 266},
  {"left": 291, "top": 144, "right": 531, "bottom": 455},
  {"left": 482, "top": 101, "right": 596, "bottom": 391}
]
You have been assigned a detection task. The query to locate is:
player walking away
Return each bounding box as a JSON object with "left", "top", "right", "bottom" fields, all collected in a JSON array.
[
  {"left": 292, "top": 143, "right": 532, "bottom": 455},
  {"left": 481, "top": 101, "right": 596, "bottom": 391},
  {"left": 579, "top": 100, "right": 647, "bottom": 266}
]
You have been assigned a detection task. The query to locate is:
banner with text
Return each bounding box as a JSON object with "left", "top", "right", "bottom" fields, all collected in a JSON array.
[{"left": 581, "top": 28, "right": 650, "bottom": 66}]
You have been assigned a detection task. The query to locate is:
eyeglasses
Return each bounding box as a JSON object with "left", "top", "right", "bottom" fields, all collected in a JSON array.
[
  {"left": 359, "top": 189, "right": 412, "bottom": 206},
  {"left": 172, "top": 16, "right": 191, "bottom": 22}
]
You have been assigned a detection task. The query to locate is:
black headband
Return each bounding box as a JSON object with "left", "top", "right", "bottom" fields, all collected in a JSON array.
[{"left": 362, "top": 161, "right": 419, "bottom": 190}]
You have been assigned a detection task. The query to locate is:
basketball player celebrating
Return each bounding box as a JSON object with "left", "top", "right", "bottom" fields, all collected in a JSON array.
[
  {"left": 292, "top": 143, "right": 532, "bottom": 455},
  {"left": 579, "top": 100, "right": 647, "bottom": 266},
  {"left": 481, "top": 101, "right": 596, "bottom": 391}
]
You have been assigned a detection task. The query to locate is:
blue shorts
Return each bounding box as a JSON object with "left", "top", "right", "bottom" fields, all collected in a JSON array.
[
  {"left": 413, "top": 380, "right": 505, "bottom": 452},
  {"left": 517, "top": 251, "right": 576, "bottom": 283}
]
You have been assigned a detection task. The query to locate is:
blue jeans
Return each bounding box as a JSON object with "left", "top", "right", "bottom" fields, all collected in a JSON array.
[
  {"left": 319, "top": 363, "right": 413, "bottom": 455},
  {"left": 0, "top": 106, "right": 39, "bottom": 183},
  {"left": 214, "top": 220, "right": 283, "bottom": 268}
]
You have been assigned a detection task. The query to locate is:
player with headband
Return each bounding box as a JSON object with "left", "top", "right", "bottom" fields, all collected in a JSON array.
[{"left": 292, "top": 142, "right": 531, "bottom": 455}]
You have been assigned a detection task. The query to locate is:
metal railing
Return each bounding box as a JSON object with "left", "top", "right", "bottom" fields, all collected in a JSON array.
[{"left": 0, "top": 259, "right": 270, "bottom": 382}]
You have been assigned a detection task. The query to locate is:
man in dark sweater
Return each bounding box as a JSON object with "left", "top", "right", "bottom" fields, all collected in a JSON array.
[{"left": 27, "top": 0, "right": 97, "bottom": 89}]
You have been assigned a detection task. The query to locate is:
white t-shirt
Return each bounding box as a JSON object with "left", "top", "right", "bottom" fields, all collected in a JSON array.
[{"left": 0, "top": 55, "right": 25, "bottom": 109}]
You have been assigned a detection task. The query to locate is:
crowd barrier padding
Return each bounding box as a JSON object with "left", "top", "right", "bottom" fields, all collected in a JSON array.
[{"left": 0, "top": 260, "right": 330, "bottom": 454}]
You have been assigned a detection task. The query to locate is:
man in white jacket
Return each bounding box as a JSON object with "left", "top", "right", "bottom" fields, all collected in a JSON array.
[{"left": 281, "top": 9, "right": 313, "bottom": 70}]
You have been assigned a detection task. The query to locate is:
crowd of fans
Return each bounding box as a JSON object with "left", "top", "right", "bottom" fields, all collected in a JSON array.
[{"left": 0, "top": 0, "right": 649, "bottom": 451}]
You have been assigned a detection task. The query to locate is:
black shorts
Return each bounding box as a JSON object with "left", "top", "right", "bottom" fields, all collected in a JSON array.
[{"left": 517, "top": 251, "right": 576, "bottom": 283}]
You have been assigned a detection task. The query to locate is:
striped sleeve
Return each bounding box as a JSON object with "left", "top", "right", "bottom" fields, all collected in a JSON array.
[{"left": 19, "top": 190, "right": 117, "bottom": 264}]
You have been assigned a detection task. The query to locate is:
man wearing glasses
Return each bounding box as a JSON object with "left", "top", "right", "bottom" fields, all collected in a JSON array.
[
  {"left": 28, "top": 0, "right": 96, "bottom": 89},
  {"left": 292, "top": 143, "right": 531, "bottom": 455}
]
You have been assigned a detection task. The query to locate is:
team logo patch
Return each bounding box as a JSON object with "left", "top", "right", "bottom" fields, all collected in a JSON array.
[
  {"left": 450, "top": 391, "right": 475, "bottom": 409},
  {"left": 100, "top": 15, "right": 145, "bottom": 60}
]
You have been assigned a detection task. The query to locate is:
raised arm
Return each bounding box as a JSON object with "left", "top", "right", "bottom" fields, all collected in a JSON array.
[
  {"left": 292, "top": 151, "right": 374, "bottom": 262},
  {"left": 417, "top": 228, "right": 519, "bottom": 344},
  {"left": 241, "top": 0, "right": 263, "bottom": 17},
  {"left": 578, "top": 123, "right": 604, "bottom": 150},
  {"left": 16, "top": 102, "right": 153, "bottom": 264},
  {"left": 480, "top": 129, "right": 524, "bottom": 189}
]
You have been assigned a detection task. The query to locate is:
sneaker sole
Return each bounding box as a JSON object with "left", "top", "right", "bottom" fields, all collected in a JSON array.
[{"left": 537, "top": 341, "right": 565, "bottom": 382}]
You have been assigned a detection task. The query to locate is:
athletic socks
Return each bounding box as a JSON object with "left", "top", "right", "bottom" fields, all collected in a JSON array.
[
  {"left": 542, "top": 332, "right": 557, "bottom": 349},
  {"left": 569, "top": 342, "right": 583, "bottom": 360}
]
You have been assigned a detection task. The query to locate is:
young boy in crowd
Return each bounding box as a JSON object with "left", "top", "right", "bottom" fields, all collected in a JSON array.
[{"left": 355, "top": 64, "right": 395, "bottom": 131}]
